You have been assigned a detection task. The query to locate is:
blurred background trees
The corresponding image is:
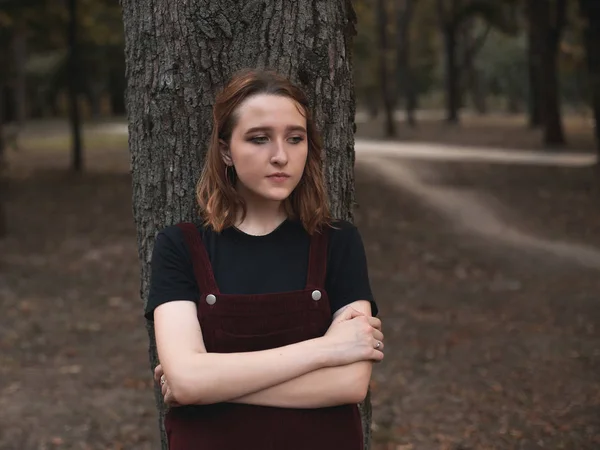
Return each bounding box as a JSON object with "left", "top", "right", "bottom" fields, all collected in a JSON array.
[
  {"left": 0, "top": 0, "right": 597, "bottom": 151},
  {"left": 353, "top": 0, "right": 597, "bottom": 148}
]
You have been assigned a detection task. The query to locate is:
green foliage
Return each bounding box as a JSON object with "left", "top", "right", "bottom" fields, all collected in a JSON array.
[{"left": 476, "top": 27, "right": 528, "bottom": 101}]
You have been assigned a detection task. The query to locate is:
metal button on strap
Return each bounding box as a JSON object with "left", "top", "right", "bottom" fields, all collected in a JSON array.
[
  {"left": 311, "top": 290, "right": 322, "bottom": 301},
  {"left": 206, "top": 294, "right": 217, "bottom": 305}
]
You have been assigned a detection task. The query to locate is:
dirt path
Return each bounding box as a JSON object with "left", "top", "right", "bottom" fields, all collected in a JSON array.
[{"left": 359, "top": 155, "right": 600, "bottom": 270}]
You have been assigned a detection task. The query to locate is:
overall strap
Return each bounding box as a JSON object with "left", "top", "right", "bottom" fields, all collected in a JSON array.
[
  {"left": 176, "top": 222, "right": 220, "bottom": 295},
  {"left": 305, "top": 225, "right": 331, "bottom": 288}
]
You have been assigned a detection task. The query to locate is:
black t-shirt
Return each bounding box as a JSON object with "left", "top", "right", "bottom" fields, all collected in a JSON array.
[{"left": 145, "top": 219, "right": 377, "bottom": 320}]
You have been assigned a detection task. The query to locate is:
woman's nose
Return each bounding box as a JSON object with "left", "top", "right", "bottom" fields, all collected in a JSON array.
[{"left": 270, "top": 140, "right": 288, "bottom": 164}]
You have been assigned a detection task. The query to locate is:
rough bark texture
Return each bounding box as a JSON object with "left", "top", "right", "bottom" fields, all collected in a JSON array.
[{"left": 121, "top": 0, "right": 366, "bottom": 448}]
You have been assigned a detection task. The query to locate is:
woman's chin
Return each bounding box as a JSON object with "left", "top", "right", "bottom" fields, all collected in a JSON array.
[{"left": 255, "top": 187, "right": 294, "bottom": 202}]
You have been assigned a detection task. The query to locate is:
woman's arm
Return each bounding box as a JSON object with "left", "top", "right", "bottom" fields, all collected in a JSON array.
[
  {"left": 227, "top": 301, "right": 381, "bottom": 408},
  {"left": 229, "top": 362, "right": 370, "bottom": 408},
  {"left": 154, "top": 300, "right": 382, "bottom": 406}
]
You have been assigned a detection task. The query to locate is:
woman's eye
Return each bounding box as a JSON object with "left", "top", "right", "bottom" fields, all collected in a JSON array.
[
  {"left": 288, "top": 136, "right": 305, "bottom": 144},
  {"left": 250, "top": 136, "right": 269, "bottom": 144}
]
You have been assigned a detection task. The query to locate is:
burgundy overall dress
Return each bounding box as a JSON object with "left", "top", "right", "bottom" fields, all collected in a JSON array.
[{"left": 164, "top": 222, "right": 364, "bottom": 450}]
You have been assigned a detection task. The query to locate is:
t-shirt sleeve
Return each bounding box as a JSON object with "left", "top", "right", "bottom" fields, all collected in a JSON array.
[
  {"left": 144, "top": 226, "right": 200, "bottom": 321},
  {"left": 326, "top": 222, "right": 378, "bottom": 317}
]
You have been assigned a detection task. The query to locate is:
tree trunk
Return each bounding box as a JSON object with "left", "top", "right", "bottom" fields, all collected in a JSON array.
[
  {"left": 397, "top": 0, "right": 418, "bottom": 127},
  {"left": 443, "top": 24, "right": 460, "bottom": 123},
  {"left": 377, "top": 0, "right": 396, "bottom": 136},
  {"left": 526, "top": 0, "right": 542, "bottom": 127},
  {"left": 121, "top": 0, "right": 368, "bottom": 448},
  {"left": 579, "top": 0, "right": 600, "bottom": 161},
  {"left": 67, "top": 0, "right": 83, "bottom": 171},
  {"left": 530, "top": 0, "right": 566, "bottom": 147},
  {"left": 460, "top": 20, "right": 487, "bottom": 115}
]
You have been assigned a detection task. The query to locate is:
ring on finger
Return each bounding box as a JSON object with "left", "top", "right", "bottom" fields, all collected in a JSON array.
[{"left": 375, "top": 341, "right": 381, "bottom": 349}]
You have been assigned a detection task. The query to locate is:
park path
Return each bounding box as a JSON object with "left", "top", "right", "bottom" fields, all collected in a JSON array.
[{"left": 355, "top": 142, "right": 600, "bottom": 270}]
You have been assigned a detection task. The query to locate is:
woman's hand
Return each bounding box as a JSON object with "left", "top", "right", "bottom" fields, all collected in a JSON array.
[
  {"left": 154, "top": 364, "right": 181, "bottom": 407},
  {"left": 322, "top": 307, "right": 384, "bottom": 367}
]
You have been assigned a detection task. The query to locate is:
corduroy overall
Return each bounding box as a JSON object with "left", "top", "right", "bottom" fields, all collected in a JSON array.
[{"left": 163, "top": 222, "right": 363, "bottom": 450}]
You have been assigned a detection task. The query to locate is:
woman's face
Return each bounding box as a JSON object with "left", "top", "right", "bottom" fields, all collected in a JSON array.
[{"left": 225, "top": 94, "right": 309, "bottom": 204}]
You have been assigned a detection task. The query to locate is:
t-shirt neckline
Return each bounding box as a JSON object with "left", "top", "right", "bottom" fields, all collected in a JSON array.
[{"left": 231, "top": 218, "right": 290, "bottom": 238}]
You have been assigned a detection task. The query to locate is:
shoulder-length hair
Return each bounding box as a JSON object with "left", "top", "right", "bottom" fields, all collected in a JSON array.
[{"left": 196, "top": 69, "right": 332, "bottom": 234}]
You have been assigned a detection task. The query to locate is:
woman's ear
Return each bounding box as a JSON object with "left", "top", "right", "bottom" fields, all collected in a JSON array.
[{"left": 219, "top": 139, "right": 233, "bottom": 166}]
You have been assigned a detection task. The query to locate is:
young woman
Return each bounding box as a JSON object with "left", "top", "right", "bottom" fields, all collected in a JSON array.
[{"left": 145, "top": 69, "right": 384, "bottom": 450}]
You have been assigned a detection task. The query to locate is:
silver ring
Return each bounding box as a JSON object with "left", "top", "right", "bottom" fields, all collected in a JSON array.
[{"left": 375, "top": 341, "right": 381, "bottom": 349}]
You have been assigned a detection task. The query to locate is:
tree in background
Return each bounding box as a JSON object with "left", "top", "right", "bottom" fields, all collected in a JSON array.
[
  {"left": 121, "top": 0, "right": 374, "bottom": 448},
  {"left": 527, "top": 0, "right": 567, "bottom": 147},
  {"left": 526, "top": 0, "right": 542, "bottom": 127},
  {"left": 66, "top": 0, "right": 82, "bottom": 171},
  {"left": 477, "top": 27, "right": 529, "bottom": 113},
  {"left": 353, "top": 0, "right": 379, "bottom": 118},
  {"left": 396, "top": 0, "right": 419, "bottom": 126},
  {"left": 434, "top": 0, "right": 517, "bottom": 123},
  {"left": 377, "top": 0, "right": 396, "bottom": 136},
  {"left": 0, "top": 0, "right": 45, "bottom": 236},
  {"left": 579, "top": 0, "right": 600, "bottom": 156}
]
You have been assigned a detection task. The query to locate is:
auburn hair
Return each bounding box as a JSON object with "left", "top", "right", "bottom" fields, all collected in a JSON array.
[{"left": 196, "top": 69, "right": 332, "bottom": 234}]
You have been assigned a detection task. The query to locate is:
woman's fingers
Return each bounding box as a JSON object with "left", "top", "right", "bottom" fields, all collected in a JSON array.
[
  {"left": 368, "top": 317, "right": 382, "bottom": 331},
  {"left": 373, "top": 329, "right": 384, "bottom": 343},
  {"left": 339, "top": 307, "right": 364, "bottom": 321},
  {"left": 154, "top": 364, "right": 163, "bottom": 384}
]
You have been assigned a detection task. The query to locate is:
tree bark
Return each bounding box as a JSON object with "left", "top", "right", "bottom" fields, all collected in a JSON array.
[
  {"left": 121, "top": 0, "right": 367, "bottom": 448},
  {"left": 579, "top": 0, "right": 600, "bottom": 160},
  {"left": 377, "top": 0, "right": 396, "bottom": 136}
]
